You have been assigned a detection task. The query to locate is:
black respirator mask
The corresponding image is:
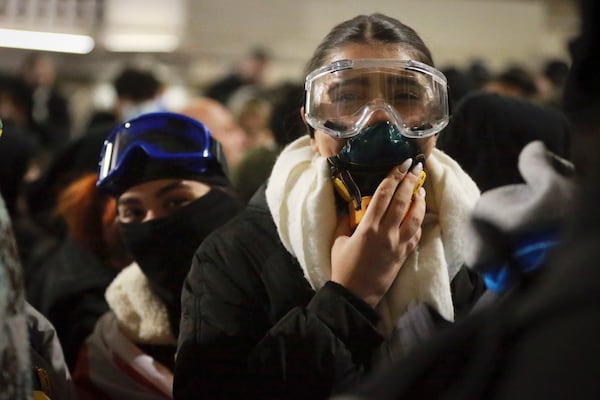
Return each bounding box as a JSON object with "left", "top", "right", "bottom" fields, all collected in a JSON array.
[{"left": 327, "top": 121, "right": 426, "bottom": 228}]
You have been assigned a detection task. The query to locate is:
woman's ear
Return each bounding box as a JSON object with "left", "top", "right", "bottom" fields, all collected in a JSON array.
[{"left": 310, "top": 137, "right": 319, "bottom": 153}]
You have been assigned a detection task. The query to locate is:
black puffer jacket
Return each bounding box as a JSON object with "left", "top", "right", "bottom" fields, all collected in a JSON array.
[
  {"left": 26, "top": 237, "right": 119, "bottom": 370},
  {"left": 174, "top": 186, "right": 484, "bottom": 400}
]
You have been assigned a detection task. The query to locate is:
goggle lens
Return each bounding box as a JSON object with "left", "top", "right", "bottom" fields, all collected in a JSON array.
[
  {"left": 97, "top": 112, "right": 217, "bottom": 191},
  {"left": 305, "top": 59, "right": 449, "bottom": 138}
]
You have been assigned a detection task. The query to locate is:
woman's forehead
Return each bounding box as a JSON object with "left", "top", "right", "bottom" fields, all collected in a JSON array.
[
  {"left": 118, "top": 179, "right": 202, "bottom": 200},
  {"left": 324, "top": 43, "right": 414, "bottom": 65}
]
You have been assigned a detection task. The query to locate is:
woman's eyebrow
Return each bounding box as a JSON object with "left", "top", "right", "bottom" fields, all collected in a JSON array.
[
  {"left": 154, "top": 181, "right": 190, "bottom": 197},
  {"left": 327, "top": 77, "right": 369, "bottom": 95},
  {"left": 116, "top": 197, "right": 141, "bottom": 207}
]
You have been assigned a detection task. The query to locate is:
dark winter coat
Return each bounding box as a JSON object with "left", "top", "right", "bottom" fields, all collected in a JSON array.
[
  {"left": 26, "top": 237, "right": 119, "bottom": 370},
  {"left": 332, "top": 240, "right": 600, "bottom": 400},
  {"left": 173, "top": 186, "right": 484, "bottom": 400}
]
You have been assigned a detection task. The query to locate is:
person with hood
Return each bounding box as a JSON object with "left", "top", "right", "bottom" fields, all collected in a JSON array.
[
  {"left": 72, "top": 112, "right": 242, "bottom": 399},
  {"left": 174, "top": 13, "right": 485, "bottom": 400},
  {"left": 437, "top": 90, "right": 571, "bottom": 193}
]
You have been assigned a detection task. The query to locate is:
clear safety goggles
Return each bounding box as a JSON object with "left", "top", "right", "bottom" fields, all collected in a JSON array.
[
  {"left": 304, "top": 59, "right": 449, "bottom": 138},
  {"left": 97, "top": 112, "right": 220, "bottom": 192}
]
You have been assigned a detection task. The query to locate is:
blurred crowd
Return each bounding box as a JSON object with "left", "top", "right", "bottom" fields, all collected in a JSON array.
[{"left": 0, "top": 49, "right": 572, "bottom": 262}]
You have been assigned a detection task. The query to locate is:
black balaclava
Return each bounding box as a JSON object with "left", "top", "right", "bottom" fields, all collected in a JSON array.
[{"left": 118, "top": 187, "right": 241, "bottom": 337}]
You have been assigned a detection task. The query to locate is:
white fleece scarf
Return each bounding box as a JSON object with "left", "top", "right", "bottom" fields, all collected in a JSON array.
[
  {"left": 266, "top": 136, "right": 479, "bottom": 333},
  {"left": 105, "top": 262, "right": 176, "bottom": 345}
]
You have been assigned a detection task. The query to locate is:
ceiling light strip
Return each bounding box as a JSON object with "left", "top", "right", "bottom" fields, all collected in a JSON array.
[{"left": 0, "top": 28, "right": 95, "bottom": 54}]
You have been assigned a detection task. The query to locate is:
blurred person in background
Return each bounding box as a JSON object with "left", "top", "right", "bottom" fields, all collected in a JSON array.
[
  {"left": 204, "top": 46, "right": 272, "bottom": 108},
  {"left": 0, "top": 75, "right": 38, "bottom": 217},
  {"left": 179, "top": 96, "right": 249, "bottom": 172},
  {"left": 466, "top": 59, "right": 492, "bottom": 90},
  {"left": 483, "top": 64, "right": 539, "bottom": 100},
  {"left": 440, "top": 66, "right": 479, "bottom": 113},
  {"left": 0, "top": 73, "right": 57, "bottom": 282},
  {"left": 73, "top": 112, "right": 242, "bottom": 399},
  {"left": 535, "top": 58, "right": 570, "bottom": 110},
  {"left": 20, "top": 52, "right": 71, "bottom": 152},
  {"left": 21, "top": 66, "right": 166, "bottom": 268},
  {"left": 26, "top": 173, "right": 132, "bottom": 371},
  {"left": 111, "top": 67, "right": 166, "bottom": 124},
  {"left": 231, "top": 81, "right": 307, "bottom": 203},
  {"left": 437, "top": 90, "right": 571, "bottom": 193},
  {"left": 233, "top": 95, "right": 274, "bottom": 151},
  {"left": 83, "top": 66, "right": 166, "bottom": 134}
]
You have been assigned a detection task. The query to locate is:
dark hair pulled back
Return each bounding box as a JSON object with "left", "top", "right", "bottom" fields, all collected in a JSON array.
[{"left": 305, "top": 13, "right": 434, "bottom": 75}]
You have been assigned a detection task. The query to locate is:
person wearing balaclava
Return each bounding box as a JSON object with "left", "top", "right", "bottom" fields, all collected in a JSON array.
[
  {"left": 174, "top": 14, "right": 486, "bottom": 400},
  {"left": 72, "top": 112, "right": 242, "bottom": 400}
]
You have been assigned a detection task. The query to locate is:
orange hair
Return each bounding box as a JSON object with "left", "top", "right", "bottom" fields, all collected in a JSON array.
[{"left": 55, "top": 173, "right": 116, "bottom": 258}]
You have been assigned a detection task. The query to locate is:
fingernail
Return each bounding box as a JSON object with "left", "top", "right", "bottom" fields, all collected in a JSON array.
[
  {"left": 419, "top": 187, "right": 426, "bottom": 198},
  {"left": 398, "top": 158, "right": 412, "bottom": 173},
  {"left": 411, "top": 162, "right": 423, "bottom": 176}
]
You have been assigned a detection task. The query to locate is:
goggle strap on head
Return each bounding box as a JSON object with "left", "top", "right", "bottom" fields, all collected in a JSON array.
[
  {"left": 209, "top": 137, "right": 228, "bottom": 176},
  {"left": 97, "top": 112, "right": 224, "bottom": 195}
]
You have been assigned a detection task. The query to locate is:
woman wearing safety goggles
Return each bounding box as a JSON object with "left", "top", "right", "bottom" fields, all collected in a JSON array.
[{"left": 174, "top": 13, "right": 484, "bottom": 400}]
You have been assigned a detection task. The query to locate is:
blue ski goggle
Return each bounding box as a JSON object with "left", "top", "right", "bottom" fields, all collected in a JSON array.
[{"left": 97, "top": 112, "right": 225, "bottom": 195}]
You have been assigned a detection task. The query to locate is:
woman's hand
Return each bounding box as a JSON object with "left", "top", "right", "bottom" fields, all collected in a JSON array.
[{"left": 330, "top": 160, "right": 426, "bottom": 308}]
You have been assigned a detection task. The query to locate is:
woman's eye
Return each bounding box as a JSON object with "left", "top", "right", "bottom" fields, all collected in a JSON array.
[
  {"left": 118, "top": 207, "right": 146, "bottom": 223},
  {"left": 392, "top": 91, "right": 420, "bottom": 102},
  {"left": 331, "top": 90, "right": 365, "bottom": 104},
  {"left": 164, "top": 196, "right": 193, "bottom": 210}
]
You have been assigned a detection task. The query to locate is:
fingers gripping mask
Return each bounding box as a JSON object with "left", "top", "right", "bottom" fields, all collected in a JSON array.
[{"left": 328, "top": 121, "right": 426, "bottom": 228}]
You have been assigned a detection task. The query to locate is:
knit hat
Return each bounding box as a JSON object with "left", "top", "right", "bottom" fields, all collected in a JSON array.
[{"left": 438, "top": 91, "right": 571, "bottom": 192}]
